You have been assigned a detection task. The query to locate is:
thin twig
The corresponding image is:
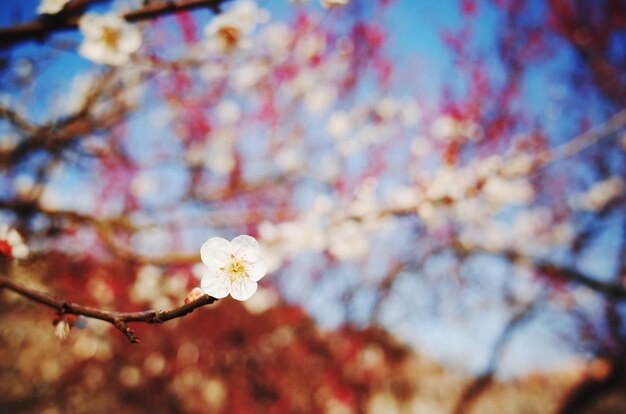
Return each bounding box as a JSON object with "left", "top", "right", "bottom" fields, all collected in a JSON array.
[
  {"left": 451, "top": 301, "right": 537, "bottom": 414},
  {"left": 0, "top": 106, "right": 39, "bottom": 134},
  {"left": 453, "top": 242, "right": 626, "bottom": 301},
  {"left": 0, "top": 275, "right": 217, "bottom": 343},
  {"left": 535, "top": 108, "right": 626, "bottom": 169}
]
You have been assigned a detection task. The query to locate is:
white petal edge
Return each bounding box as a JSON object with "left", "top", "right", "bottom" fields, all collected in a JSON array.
[
  {"left": 200, "top": 269, "right": 230, "bottom": 299},
  {"left": 246, "top": 258, "right": 267, "bottom": 282},
  {"left": 229, "top": 278, "right": 258, "bottom": 301},
  {"left": 200, "top": 237, "right": 231, "bottom": 269},
  {"left": 12, "top": 244, "right": 28, "bottom": 259},
  {"left": 79, "top": 40, "right": 107, "bottom": 62},
  {"left": 119, "top": 28, "right": 142, "bottom": 53},
  {"left": 230, "top": 235, "right": 260, "bottom": 258},
  {"left": 79, "top": 15, "right": 104, "bottom": 38},
  {"left": 37, "top": 0, "right": 67, "bottom": 15},
  {"left": 7, "top": 229, "right": 23, "bottom": 246}
]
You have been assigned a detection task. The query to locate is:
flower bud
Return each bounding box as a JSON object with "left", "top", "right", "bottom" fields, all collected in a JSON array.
[{"left": 184, "top": 287, "right": 205, "bottom": 304}]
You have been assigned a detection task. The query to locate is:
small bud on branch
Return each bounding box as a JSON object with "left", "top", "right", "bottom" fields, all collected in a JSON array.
[{"left": 0, "top": 275, "right": 218, "bottom": 343}]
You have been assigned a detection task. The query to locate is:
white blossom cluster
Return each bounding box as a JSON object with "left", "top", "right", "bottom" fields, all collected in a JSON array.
[
  {"left": 204, "top": 0, "right": 270, "bottom": 55},
  {"left": 257, "top": 181, "right": 401, "bottom": 270},
  {"left": 570, "top": 177, "right": 624, "bottom": 212},
  {"left": 254, "top": 140, "right": 587, "bottom": 270},
  {"left": 78, "top": 13, "right": 142, "bottom": 66}
]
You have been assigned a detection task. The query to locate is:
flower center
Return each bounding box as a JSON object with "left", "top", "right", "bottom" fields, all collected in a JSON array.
[
  {"left": 101, "top": 26, "right": 120, "bottom": 50},
  {"left": 217, "top": 26, "right": 241, "bottom": 52},
  {"left": 225, "top": 257, "right": 247, "bottom": 282}
]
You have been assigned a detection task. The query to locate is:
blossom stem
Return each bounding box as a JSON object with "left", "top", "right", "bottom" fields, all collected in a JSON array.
[{"left": 0, "top": 275, "right": 217, "bottom": 343}]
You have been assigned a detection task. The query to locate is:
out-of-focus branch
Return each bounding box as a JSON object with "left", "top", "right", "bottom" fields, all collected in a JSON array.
[
  {"left": 454, "top": 244, "right": 626, "bottom": 301},
  {"left": 535, "top": 108, "right": 626, "bottom": 169},
  {"left": 548, "top": 2, "right": 626, "bottom": 107},
  {"left": 0, "top": 0, "right": 227, "bottom": 48},
  {"left": 0, "top": 275, "right": 217, "bottom": 343},
  {"left": 0, "top": 0, "right": 106, "bottom": 48},
  {"left": 0, "top": 106, "right": 39, "bottom": 134},
  {"left": 451, "top": 301, "right": 537, "bottom": 414},
  {"left": 0, "top": 200, "right": 202, "bottom": 265},
  {"left": 0, "top": 70, "right": 131, "bottom": 169},
  {"left": 534, "top": 260, "right": 626, "bottom": 301},
  {"left": 124, "top": 0, "right": 225, "bottom": 22}
]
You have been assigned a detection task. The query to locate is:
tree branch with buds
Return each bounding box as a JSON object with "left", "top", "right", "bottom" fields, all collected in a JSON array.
[{"left": 0, "top": 275, "right": 217, "bottom": 343}]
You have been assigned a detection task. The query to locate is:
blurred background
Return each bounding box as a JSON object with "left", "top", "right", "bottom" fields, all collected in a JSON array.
[{"left": 1, "top": 0, "right": 625, "bottom": 412}]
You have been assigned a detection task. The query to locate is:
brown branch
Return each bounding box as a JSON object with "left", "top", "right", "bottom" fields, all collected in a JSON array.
[
  {"left": 534, "top": 260, "right": 626, "bottom": 301},
  {"left": 0, "top": 70, "right": 134, "bottom": 169},
  {"left": 0, "top": 106, "right": 39, "bottom": 134},
  {"left": 453, "top": 242, "right": 626, "bottom": 301},
  {"left": 534, "top": 108, "right": 626, "bottom": 169},
  {"left": 0, "top": 0, "right": 227, "bottom": 48},
  {"left": 452, "top": 301, "right": 537, "bottom": 414},
  {"left": 0, "top": 200, "right": 205, "bottom": 266},
  {"left": 123, "top": 0, "right": 225, "bottom": 22},
  {"left": 0, "top": 275, "right": 217, "bottom": 343}
]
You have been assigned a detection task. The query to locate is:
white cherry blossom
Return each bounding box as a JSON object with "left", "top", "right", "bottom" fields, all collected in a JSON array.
[
  {"left": 400, "top": 101, "right": 422, "bottom": 126},
  {"left": 204, "top": 0, "right": 269, "bottom": 55},
  {"left": 304, "top": 85, "right": 337, "bottom": 114},
  {"left": 482, "top": 176, "right": 534, "bottom": 206},
  {"left": 261, "top": 23, "right": 292, "bottom": 59},
  {"left": 215, "top": 100, "right": 241, "bottom": 125},
  {"left": 0, "top": 223, "right": 29, "bottom": 260},
  {"left": 387, "top": 186, "right": 421, "bottom": 210},
  {"left": 78, "top": 14, "right": 142, "bottom": 66},
  {"left": 204, "top": 129, "right": 237, "bottom": 175},
  {"left": 327, "top": 111, "right": 352, "bottom": 140},
  {"left": 200, "top": 235, "right": 268, "bottom": 301},
  {"left": 375, "top": 97, "right": 399, "bottom": 121},
  {"left": 431, "top": 116, "right": 459, "bottom": 141},
  {"left": 294, "top": 32, "right": 326, "bottom": 62},
  {"left": 328, "top": 220, "right": 369, "bottom": 261},
  {"left": 572, "top": 177, "right": 624, "bottom": 212},
  {"left": 205, "top": 14, "right": 252, "bottom": 54},
  {"left": 228, "top": 0, "right": 270, "bottom": 29},
  {"left": 37, "top": 0, "right": 70, "bottom": 15}
]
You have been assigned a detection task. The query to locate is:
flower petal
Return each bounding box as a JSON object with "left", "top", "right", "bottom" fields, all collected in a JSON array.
[
  {"left": 246, "top": 257, "right": 267, "bottom": 282},
  {"left": 200, "top": 269, "right": 230, "bottom": 299},
  {"left": 119, "top": 27, "right": 142, "bottom": 53},
  {"left": 11, "top": 244, "right": 28, "bottom": 259},
  {"left": 229, "top": 277, "right": 257, "bottom": 301},
  {"left": 7, "top": 229, "right": 23, "bottom": 246},
  {"left": 79, "top": 40, "right": 107, "bottom": 62},
  {"left": 230, "top": 235, "right": 260, "bottom": 259},
  {"left": 200, "top": 237, "right": 231, "bottom": 269},
  {"left": 79, "top": 14, "right": 104, "bottom": 39}
]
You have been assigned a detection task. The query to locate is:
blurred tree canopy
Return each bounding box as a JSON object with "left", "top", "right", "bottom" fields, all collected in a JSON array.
[{"left": 1, "top": 0, "right": 626, "bottom": 413}]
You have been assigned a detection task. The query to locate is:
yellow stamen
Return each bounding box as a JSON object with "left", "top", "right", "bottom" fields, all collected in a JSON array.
[
  {"left": 217, "top": 26, "right": 241, "bottom": 52},
  {"left": 224, "top": 256, "right": 247, "bottom": 282},
  {"left": 101, "top": 26, "right": 120, "bottom": 50}
]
